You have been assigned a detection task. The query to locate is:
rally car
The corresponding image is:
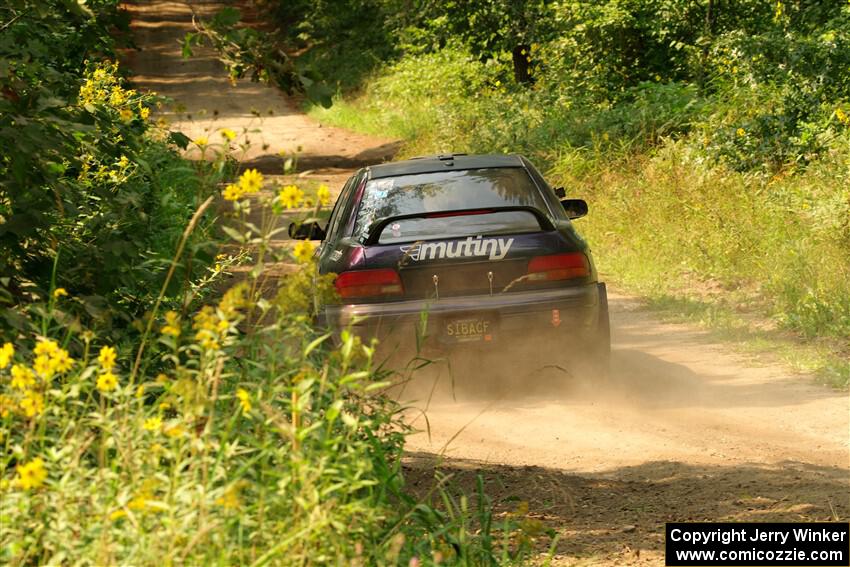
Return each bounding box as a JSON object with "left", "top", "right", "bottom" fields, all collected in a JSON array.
[{"left": 289, "top": 153, "right": 610, "bottom": 377}]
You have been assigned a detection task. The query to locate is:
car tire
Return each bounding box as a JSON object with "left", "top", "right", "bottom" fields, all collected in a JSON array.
[{"left": 586, "top": 282, "right": 611, "bottom": 382}]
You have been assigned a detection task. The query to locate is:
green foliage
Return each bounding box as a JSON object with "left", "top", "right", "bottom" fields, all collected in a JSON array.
[
  {"left": 294, "top": 0, "right": 850, "bottom": 171},
  {"left": 0, "top": 271, "right": 406, "bottom": 563},
  {"left": 694, "top": 21, "right": 850, "bottom": 170},
  {"left": 311, "top": 47, "right": 702, "bottom": 158},
  {"left": 0, "top": 1, "right": 225, "bottom": 337}
]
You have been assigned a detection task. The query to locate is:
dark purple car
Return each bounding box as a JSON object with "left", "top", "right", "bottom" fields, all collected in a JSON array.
[{"left": 290, "top": 153, "right": 610, "bottom": 377}]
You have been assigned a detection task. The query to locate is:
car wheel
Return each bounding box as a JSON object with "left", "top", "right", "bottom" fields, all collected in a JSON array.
[{"left": 588, "top": 282, "right": 611, "bottom": 381}]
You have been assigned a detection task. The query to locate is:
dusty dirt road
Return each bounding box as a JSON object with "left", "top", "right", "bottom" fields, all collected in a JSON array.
[{"left": 125, "top": 2, "right": 849, "bottom": 564}]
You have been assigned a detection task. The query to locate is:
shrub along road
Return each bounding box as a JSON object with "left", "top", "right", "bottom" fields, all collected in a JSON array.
[{"left": 125, "top": 2, "right": 849, "bottom": 564}]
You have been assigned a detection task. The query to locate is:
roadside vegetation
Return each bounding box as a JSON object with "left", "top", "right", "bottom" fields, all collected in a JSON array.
[
  {"left": 1, "top": 1, "right": 547, "bottom": 563},
  {"left": 280, "top": 0, "right": 849, "bottom": 386}
]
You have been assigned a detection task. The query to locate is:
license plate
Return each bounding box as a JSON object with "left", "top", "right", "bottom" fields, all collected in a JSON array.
[{"left": 442, "top": 314, "right": 497, "bottom": 343}]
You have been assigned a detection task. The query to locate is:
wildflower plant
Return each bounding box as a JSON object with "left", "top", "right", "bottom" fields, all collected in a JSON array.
[
  {"left": 2, "top": 47, "right": 229, "bottom": 341},
  {"left": 0, "top": 231, "right": 400, "bottom": 564},
  {"left": 2, "top": 154, "right": 392, "bottom": 564}
]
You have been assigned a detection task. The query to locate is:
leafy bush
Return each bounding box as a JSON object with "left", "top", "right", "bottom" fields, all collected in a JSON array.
[{"left": 0, "top": 1, "right": 227, "bottom": 337}]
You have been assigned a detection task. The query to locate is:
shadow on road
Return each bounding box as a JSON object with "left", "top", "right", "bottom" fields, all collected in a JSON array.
[
  {"left": 403, "top": 453, "right": 849, "bottom": 562},
  {"left": 241, "top": 141, "right": 403, "bottom": 172}
]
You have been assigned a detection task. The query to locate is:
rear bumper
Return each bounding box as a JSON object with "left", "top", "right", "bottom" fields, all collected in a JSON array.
[{"left": 323, "top": 283, "right": 602, "bottom": 353}]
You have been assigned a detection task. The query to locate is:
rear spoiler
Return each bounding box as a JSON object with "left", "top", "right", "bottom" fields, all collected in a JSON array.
[{"left": 364, "top": 206, "right": 555, "bottom": 245}]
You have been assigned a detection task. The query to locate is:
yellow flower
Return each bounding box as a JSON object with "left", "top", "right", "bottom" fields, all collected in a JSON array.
[
  {"left": 218, "top": 283, "right": 248, "bottom": 316},
  {"left": 216, "top": 485, "right": 241, "bottom": 509},
  {"left": 98, "top": 346, "right": 117, "bottom": 370},
  {"left": 19, "top": 391, "right": 44, "bottom": 418},
  {"left": 220, "top": 128, "right": 237, "bottom": 140},
  {"left": 143, "top": 416, "right": 162, "bottom": 431},
  {"left": 155, "top": 373, "right": 169, "bottom": 384},
  {"left": 222, "top": 183, "right": 243, "bottom": 201},
  {"left": 119, "top": 108, "right": 134, "bottom": 123},
  {"left": 0, "top": 394, "right": 15, "bottom": 417},
  {"left": 10, "top": 364, "right": 35, "bottom": 390},
  {"left": 161, "top": 311, "right": 181, "bottom": 337},
  {"left": 194, "top": 136, "right": 208, "bottom": 148},
  {"left": 34, "top": 339, "right": 58, "bottom": 357},
  {"left": 736, "top": 127, "right": 746, "bottom": 137},
  {"left": 236, "top": 388, "right": 251, "bottom": 412},
  {"left": 115, "top": 497, "right": 154, "bottom": 521},
  {"left": 216, "top": 318, "right": 230, "bottom": 334},
  {"left": 238, "top": 168, "right": 264, "bottom": 193},
  {"left": 292, "top": 240, "right": 315, "bottom": 264},
  {"left": 316, "top": 184, "right": 331, "bottom": 207},
  {"left": 109, "top": 86, "right": 130, "bottom": 107},
  {"left": 836, "top": 108, "right": 848, "bottom": 124},
  {"left": 50, "top": 349, "right": 75, "bottom": 373},
  {"left": 193, "top": 306, "right": 217, "bottom": 331},
  {"left": 194, "top": 329, "right": 219, "bottom": 351},
  {"left": 97, "top": 371, "right": 118, "bottom": 392},
  {"left": 0, "top": 342, "right": 13, "bottom": 368},
  {"left": 140, "top": 106, "right": 150, "bottom": 120},
  {"left": 163, "top": 422, "right": 186, "bottom": 438},
  {"left": 16, "top": 458, "right": 47, "bottom": 490},
  {"left": 53, "top": 288, "right": 68, "bottom": 299},
  {"left": 33, "top": 355, "right": 56, "bottom": 380},
  {"left": 278, "top": 184, "right": 303, "bottom": 209}
]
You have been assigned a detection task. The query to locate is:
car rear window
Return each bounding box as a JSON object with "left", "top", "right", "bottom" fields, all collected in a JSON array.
[{"left": 353, "top": 168, "right": 550, "bottom": 244}]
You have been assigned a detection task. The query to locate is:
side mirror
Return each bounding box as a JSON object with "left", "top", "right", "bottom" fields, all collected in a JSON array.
[
  {"left": 561, "top": 198, "right": 588, "bottom": 219},
  {"left": 288, "top": 221, "right": 326, "bottom": 240},
  {"left": 553, "top": 186, "right": 567, "bottom": 198}
]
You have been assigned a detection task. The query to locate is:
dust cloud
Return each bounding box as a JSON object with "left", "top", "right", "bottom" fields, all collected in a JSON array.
[
  {"left": 379, "top": 326, "right": 607, "bottom": 406},
  {"left": 374, "top": 295, "right": 849, "bottom": 474}
]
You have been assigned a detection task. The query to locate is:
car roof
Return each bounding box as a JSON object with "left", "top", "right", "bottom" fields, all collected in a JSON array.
[{"left": 367, "top": 153, "right": 525, "bottom": 179}]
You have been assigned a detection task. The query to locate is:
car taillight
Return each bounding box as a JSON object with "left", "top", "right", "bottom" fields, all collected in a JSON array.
[
  {"left": 527, "top": 253, "right": 589, "bottom": 281},
  {"left": 335, "top": 269, "right": 404, "bottom": 299}
]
